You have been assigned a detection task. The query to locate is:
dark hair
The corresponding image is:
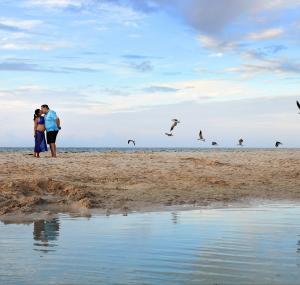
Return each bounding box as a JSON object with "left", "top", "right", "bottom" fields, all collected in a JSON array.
[
  {"left": 41, "top": 104, "right": 49, "bottom": 109},
  {"left": 34, "top": 109, "right": 40, "bottom": 120}
]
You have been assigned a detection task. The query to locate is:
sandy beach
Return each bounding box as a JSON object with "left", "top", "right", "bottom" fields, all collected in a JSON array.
[{"left": 0, "top": 150, "right": 300, "bottom": 219}]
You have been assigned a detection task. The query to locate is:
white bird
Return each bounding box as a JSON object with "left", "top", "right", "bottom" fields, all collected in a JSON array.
[
  {"left": 128, "top": 139, "right": 135, "bottom": 146},
  {"left": 198, "top": 130, "right": 205, "bottom": 141},
  {"left": 170, "top": 119, "right": 180, "bottom": 132}
]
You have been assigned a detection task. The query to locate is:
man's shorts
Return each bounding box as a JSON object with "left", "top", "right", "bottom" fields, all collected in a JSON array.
[{"left": 46, "top": 131, "right": 58, "bottom": 144}]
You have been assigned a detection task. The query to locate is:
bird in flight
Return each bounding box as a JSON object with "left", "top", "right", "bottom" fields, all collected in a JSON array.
[
  {"left": 212, "top": 141, "right": 218, "bottom": 146},
  {"left": 170, "top": 119, "right": 180, "bottom": 132},
  {"left": 198, "top": 130, "right": 205, "bottom": 141},
  {"left": 238, "top": 138, "right": 244, "bottom": 146},
  {"left": 297, "top": 101, "right": 300, "bottom": 113},
  {"left": 275, "top": 141, "right": 282, "bottom": 148},
  {"left": 128, "top": 139, "right": 135, "bottom": 146},
  {"left": 165, "top": 133, "right": 174, "bottom": 137}
]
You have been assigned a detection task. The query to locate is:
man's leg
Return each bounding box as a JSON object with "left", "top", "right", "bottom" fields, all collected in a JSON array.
[{"left": 49, "top": 143, "right": 56, "bottom": 157}]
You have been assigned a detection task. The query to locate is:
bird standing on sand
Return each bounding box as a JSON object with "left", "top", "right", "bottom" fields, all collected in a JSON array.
[
  {"left": 170, "top": 119, "right": 180, "bottom": 132},
  {"left": 238, "top": 138, "right": 244, "bottom": 146},
  {"left": 275, "top": 141, "right": 282, "bottom": 148},
  {"left": 165, "top": 133, "right": 173, "bottom": 136},
  {"left": 198, "top": 130, "right": 205, "bottom": 141},
  {"left": 212, "top": 141, "right": 218, "bottom": 146},
  {"left": 128, "top": 139, "right": 135, "bottom": 146},
  {"left": 297, "top": 101, "right": 300, "bottom": 113}
]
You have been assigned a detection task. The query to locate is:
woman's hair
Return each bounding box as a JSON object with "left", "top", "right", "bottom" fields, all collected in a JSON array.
[{"left": 34, "top": 109, "right": 40, "bottom": 120}]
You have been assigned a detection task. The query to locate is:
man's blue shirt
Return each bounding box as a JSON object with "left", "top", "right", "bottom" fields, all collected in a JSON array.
[{"left": 45, "top": 110, "right": 59, "bottom": 132}]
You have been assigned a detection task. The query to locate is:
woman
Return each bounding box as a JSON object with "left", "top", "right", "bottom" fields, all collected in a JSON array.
[{"left": 33, "top": 109, "right": 48, "bottom": 157}]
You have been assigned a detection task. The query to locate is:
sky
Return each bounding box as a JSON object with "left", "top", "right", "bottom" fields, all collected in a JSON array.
[{"left": 0, "top": 0, "right": 299, "bottom": 147}]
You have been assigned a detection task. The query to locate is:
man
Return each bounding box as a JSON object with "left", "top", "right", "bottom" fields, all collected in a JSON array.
[{"left": 41, "top": 104, "right": 61, "bottom": 158}]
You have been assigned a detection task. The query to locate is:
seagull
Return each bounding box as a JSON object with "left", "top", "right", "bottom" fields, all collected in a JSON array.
[
  {"left": 165, "top": 133, "right": 174, "bottom": 136},
  {"left": 297, "top": 101, "right": 300, "bottom": 113},
  {"left": 212, "top": 141, "right": 218, "bottom": 146},
  {"left": 238, "top": 138, "right": 244, "bottom": 146},
  {"left": 128, "top": 139, "right": 135, "bottom": 146},
  {"left": 275, "top": 141, "right": 282, "bottom": 148},
  {"left": 170, "top": 119, "right": 180, "bottom": 132},
  {"left": 198, "top": 130, "right": 205, "bottom": 141}
]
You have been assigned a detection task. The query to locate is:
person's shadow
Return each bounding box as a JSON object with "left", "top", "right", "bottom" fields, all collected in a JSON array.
[{"left": 33, "top": 218, "right": 60, "bottom": 253}]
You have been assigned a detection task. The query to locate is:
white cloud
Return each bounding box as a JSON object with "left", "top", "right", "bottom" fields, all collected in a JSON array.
[
  {"left": 209, "top": 52, "right": 223, "bottom": 57},
  {"left": 25, "top": 0, "right": 85, "bottom": 8},
  {"left": 0, "top": 41, "right": 71, "bottom": 51},
  {"left": 247, "top": 28, "right": 284, "bottom": 41},
  {"left": 197, "top": 34, "right": 237, "bottom": 52},
  {"left": 262, "top": 0, "right": 300, "bottom": 10},
  {"left": 0, "top": 17, "right": 42, "bottom": 30}
]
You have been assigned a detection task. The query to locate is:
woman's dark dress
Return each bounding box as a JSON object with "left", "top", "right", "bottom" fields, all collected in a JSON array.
[{"left": 34, "top": 117, "right": 48, "bottom": 153}]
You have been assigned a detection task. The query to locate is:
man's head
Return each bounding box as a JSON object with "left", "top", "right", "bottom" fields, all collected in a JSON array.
[{"left": 41, "top": 104, "right": 49, "bottom": 114}]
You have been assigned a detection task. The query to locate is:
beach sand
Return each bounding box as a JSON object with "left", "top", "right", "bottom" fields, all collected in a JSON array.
[{"left": 0, "top": 150, "right": 300, "bottom": 219}]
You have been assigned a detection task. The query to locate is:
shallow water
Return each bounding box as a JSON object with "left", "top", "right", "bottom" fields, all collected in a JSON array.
[{"left": 1, "top": 203, "right": 300, "bottom": 285}]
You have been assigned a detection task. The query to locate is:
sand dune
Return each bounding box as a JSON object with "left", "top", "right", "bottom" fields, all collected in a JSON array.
[{"left": 0, "top": 150, "right": 300, "bottom": 218}]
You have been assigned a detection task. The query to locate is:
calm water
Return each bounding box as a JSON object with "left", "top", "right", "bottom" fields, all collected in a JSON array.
[
  {"left": 1, "top": 204, "right": 300, "bottom": 285},
  {"left": 0, "top": 147, "right": 299, "bottom": 153}
]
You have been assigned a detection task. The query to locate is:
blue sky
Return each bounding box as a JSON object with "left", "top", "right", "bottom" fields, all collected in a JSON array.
[{"left": 0, "top": 0, "right": 299, "bottom": 147}]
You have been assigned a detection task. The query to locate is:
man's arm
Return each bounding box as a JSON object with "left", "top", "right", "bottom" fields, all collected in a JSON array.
[{"left": 56, "top": 117, "right": 61, "bottom": 129}]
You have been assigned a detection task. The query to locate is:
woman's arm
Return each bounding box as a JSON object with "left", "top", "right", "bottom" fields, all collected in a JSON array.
[{"left": 34, "top": 118, "right": 38, "bottom": 136}]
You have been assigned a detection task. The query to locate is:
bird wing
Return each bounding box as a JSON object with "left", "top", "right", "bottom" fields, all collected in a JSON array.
[
  {"left": 128, "top": 140, "right": 130, "bottom": 144},
  {"left": 297, "top": 101, "right": 300, "bottom": 110},
  {"left": 199, "top": 130, "right": 203, "bottom": 139},
  {"left": 170, "top": 121, "right": 177, "bottom": 131}
]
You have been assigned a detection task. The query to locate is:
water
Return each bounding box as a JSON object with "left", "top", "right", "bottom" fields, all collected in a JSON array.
[
  {"left": 1, "top": 203, "right": 300, "bottom": 285},
  {"left": 0, "top": 147, "right": 299, "bottom": 153}
]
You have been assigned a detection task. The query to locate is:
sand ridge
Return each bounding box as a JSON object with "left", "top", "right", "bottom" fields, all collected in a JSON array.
[{"left": 0, "top": 150, "right": 300, "bottom": 217}]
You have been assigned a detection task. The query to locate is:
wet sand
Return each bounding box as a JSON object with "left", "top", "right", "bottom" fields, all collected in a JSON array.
[{"left": 0, "top": 150, "right": 300, "bottom": 219}]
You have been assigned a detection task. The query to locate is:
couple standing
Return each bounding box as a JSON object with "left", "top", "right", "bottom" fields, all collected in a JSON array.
[{"left": 33, "top": 104, "right": 61, "bottom": 158}]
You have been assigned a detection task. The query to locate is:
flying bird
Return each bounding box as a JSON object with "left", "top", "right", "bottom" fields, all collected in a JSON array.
[
  {"left": 297, "top": 101, "right": 300, "bottom": 113},
  {"left": 275, "top": 141, "right": 282, "bottom": 148},
  {"left": 165, "top": 133, "right": 174, "bottom": 137},
  {"left": 212, "top": 141, "right": 218, "bottom": 146},
  {"left": 128, "top": 139, "right": 135, "bottom": 146},
  {"left": 170, "top": 119, "right": 180, "bottom": 132},
  {"left": 198, "top": 130, "right": 205, "bottom": 141},
  {"left": 238, "top": 138, "right": 244, "bottom": 146}
]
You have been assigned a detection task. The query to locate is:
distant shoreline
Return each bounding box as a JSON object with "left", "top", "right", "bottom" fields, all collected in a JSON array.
[{"left": 1, "top": 147, "right": 300, "bottom": 153}]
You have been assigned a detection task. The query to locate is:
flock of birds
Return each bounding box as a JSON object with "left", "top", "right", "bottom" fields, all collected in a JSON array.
[{"left": 128, "top": 101, "right": 300, "bottom": 148}]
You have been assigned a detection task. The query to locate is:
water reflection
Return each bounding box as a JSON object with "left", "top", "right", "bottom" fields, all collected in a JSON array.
[
  {"left": 33, "top": 219, "right": 60, "bottom": 253},
  {"left": 171, "top": 212, "right": 179, "bottom": 224}
]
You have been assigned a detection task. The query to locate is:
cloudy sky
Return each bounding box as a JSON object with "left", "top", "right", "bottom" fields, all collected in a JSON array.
[{"left": 0, "top": 0, "right": 299, "bottom": 147}]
